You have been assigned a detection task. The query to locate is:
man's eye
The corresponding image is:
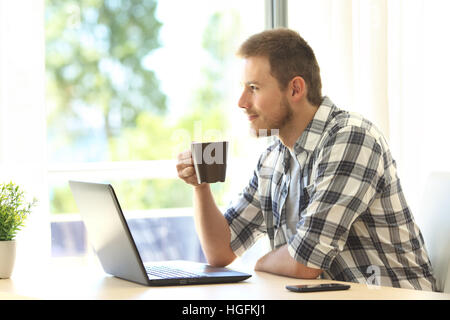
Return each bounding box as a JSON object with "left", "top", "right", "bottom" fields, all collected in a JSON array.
[{"left": 250, "top": 85, "right": 258, "bottom": 91}]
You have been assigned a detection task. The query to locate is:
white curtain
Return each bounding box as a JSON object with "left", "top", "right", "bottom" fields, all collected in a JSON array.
[
  {"left": 288, "top": 0, "right": 389, "bottom": 138},
  {"left": 0, "top": 0, "right": 50, "bottom": 264},
  {"left": 387, "top": 0, "right": 450, "bottom": 217},
  {"left": 289, "top": 0, "right": 450, "bottom": 219}
]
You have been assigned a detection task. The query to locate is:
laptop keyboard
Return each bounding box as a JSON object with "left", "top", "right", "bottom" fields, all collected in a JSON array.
[{"left": 145, "top": 265, "right": 205, "bottom": 279}]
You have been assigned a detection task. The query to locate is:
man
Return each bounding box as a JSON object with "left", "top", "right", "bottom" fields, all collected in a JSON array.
[{"left": 176, "top": 28, "right": 436, "bottom": 291}]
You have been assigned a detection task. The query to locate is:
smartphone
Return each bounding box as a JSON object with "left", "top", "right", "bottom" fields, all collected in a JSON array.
[{"left": 286, "top": 283, "right": 350, "bottom": 293}]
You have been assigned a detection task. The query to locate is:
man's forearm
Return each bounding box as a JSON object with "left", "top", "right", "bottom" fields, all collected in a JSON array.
[
  {"left": 193, "top": 184, "right": 236, "bottom": 267},
  {"left": 254, "top": 244, "right": 323, "bottom": 279}
]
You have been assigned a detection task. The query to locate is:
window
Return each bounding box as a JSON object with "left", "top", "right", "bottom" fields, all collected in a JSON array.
[{"left": 45, "top": 0, "right": 265, "bottom": 258}]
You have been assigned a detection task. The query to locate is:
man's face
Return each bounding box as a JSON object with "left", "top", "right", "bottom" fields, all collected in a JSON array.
[{"left": 238, "top": 56, "right": 292, "bottom": 137}]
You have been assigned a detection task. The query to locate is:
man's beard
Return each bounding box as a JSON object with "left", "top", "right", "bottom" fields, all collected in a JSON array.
[{"left": 251, "top": 97, "right": 293, "bottom": 138}]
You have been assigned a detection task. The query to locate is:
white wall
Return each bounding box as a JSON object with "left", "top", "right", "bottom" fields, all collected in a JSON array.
[{"left": 0, "top": 0, "right": 51, "bottom": 263}]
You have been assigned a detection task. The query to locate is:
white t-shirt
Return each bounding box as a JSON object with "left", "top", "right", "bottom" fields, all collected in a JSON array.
[{"left": 284, "top": 148, "right": 300, "bottom": 240}]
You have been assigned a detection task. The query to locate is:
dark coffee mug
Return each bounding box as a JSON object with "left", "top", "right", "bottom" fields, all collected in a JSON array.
[{"left": 191, "top": 141, "right": 228, "bottom": 184}]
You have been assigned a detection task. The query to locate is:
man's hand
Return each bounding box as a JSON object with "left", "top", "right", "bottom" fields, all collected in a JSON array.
[
  {"left": 254, "top": 244, "right": 323, "bottom": 279},
  {"left": 176, "top": 150, "right": 205, "bottom": 188}
]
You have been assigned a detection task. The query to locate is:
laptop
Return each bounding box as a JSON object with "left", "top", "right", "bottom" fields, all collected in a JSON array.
[{"left": 68, "top": 180, "right": 251, "bottom": 286}]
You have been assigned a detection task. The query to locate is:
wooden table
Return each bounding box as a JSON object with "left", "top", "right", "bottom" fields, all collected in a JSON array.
[{"left": 1, "top": 256, "right": 449, "bottom": 300}]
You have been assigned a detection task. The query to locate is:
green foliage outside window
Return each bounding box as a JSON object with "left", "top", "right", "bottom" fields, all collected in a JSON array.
[{"left": 45, "top": 1, "right": 241, "bottom": 214}]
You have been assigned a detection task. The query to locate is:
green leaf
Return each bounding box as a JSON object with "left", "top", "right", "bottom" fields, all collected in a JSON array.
[{"left": 0, "top": 181, "right": 37, "bottom": 241}]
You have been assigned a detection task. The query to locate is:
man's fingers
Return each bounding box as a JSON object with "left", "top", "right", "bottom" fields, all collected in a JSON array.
[
  {"left": 177, "top": 150, "right": 192, "bottom": 161},
  {"left": 180, "top": 166, "right": 196, "bottom": 178},
  {"left": 176, "top": 159, "right": 193, "bottom": 173},
  {"left": 176, "top": 149, "right": 200, "bottom": 187},
  {"left": 178, "top": 157, "right": 193, "bottom": 165}
]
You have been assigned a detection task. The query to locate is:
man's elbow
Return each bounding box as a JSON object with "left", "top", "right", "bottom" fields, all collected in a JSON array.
[
  {"left": 206, "top": 252, "right": 237, "bottom": 267},
  {"left": 293, "top": 262, "right": 323, "bottom": 279}
]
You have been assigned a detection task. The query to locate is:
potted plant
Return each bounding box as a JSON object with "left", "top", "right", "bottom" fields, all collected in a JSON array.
[{"left": 0, "top": 181, "right": 37, "bottom": 278}]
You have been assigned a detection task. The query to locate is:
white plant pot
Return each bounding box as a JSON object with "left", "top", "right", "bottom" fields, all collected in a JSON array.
[{"left": 0, "top": 240, "right": 16, "bottom": 278}]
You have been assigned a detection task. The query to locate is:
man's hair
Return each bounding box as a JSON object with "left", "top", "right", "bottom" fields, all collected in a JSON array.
[{"left": 237, "top": 28, "right": 322, "bottom": 106}]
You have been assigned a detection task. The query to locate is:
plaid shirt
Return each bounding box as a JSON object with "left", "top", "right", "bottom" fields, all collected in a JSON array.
[{"left": 224, "top": 96, "right": 436, "bottom": 291}]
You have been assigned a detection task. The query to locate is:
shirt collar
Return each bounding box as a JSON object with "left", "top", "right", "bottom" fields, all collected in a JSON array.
[{"left": 292, "top": 96, "right": 336, "bottom": 155}]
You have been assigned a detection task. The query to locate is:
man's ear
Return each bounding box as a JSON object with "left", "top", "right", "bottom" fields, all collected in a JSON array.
[{"left": 289, "top": 76, "right": 306, "bottom": 102}]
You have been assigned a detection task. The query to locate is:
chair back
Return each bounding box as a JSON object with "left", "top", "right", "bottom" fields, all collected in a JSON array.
[{"left": 418, "top": 172, "right": 450, "bottom": 292}]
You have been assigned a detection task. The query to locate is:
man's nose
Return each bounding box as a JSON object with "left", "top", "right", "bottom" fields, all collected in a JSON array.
[{"left": 238, "top": 90, "right": 250, "bottom": 109}]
